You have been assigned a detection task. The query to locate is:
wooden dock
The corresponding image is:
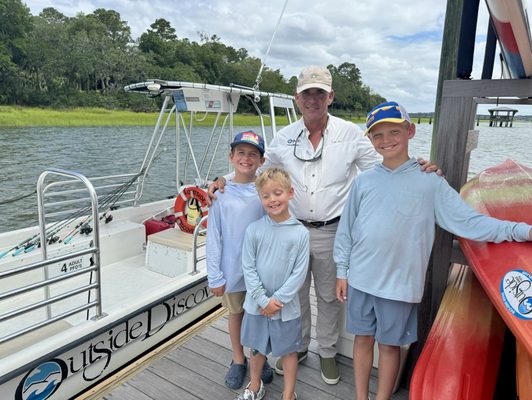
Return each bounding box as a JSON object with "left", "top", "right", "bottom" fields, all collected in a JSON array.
[{"left": 81, "top": 293, "right": 410, "bottom": 400}]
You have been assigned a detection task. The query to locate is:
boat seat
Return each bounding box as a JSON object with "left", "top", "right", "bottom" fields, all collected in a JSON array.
[{"left": 145, "top": 228, "right": 205, "bottom": 277}]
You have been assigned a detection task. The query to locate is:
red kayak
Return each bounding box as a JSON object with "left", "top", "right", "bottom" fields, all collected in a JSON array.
[
  {"left": 460, "top": 160, "right": 532, "bottom": 399},
  {"left": 459, "top": 160, "right": 532, "bottom": 355},
  {"left": 411, "top": 160, "right": 532, "bottom": 399},
  {"left": 410, "top": 263, "right": 505, "bottom": 399}
]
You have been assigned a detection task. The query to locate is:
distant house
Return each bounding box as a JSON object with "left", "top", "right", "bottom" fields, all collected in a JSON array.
[{"left": 488, "top": 106, "right": 518, "bottom": 127}]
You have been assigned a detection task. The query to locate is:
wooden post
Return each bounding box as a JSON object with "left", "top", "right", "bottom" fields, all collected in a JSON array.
[{"left": 430, "top": 0, "right": 464, "bottom": 160}]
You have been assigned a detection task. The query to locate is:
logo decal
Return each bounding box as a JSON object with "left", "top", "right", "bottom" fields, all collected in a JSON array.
[
  {"left": 501, "top": 269, "right": 532, "bottom": 320},
  {"left": 16, "top": 359, "right": 68, "bottom": 400}
]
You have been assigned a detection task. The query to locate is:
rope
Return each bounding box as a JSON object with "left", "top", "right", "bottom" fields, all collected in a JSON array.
[
  {"left": 0, "top": 190, "right": 37, "bottom": 205},
  {"left": 253, "top": 0, "right": 289, "bottom": 92}
]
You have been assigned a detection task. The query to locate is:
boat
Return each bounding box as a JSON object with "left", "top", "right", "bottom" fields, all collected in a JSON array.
[
  {"left": 411, "top": 160, "right": 532, "bottom": 399},
  {"left": 0, "top": 80, "right": 297, "bottom": 400},
  {"left": 485, "top": 0, "right": 532, "bottom": 78}
]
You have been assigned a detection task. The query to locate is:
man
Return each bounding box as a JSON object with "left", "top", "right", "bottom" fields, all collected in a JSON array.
[{"left": 267, "top": 66, "right": 381, "bottom": 385}]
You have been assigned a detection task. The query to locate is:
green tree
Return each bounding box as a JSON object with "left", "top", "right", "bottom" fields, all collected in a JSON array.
[
  {"left": 139, "top": 18, "right": 179, "bottom": 68},
  {"left": 0, "top": 0, "right": 33, "bottom": 103}
]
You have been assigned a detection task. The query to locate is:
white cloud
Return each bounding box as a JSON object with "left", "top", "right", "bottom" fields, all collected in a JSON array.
[{"left": 23, "top": 0, "right": 532, "bottom": 114}]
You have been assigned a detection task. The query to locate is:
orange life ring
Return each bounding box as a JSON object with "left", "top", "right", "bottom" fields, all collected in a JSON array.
[{"left": 173, "top": 186, "right": 209, "bottom": 234}]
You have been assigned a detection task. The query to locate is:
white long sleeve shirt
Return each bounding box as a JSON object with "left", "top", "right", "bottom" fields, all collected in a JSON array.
[{"left": 263, "top": 115, "right": 381, "bottom": 221}]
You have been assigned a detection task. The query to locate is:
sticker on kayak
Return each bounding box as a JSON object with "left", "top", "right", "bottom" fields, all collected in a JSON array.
[{"left": 500, "top": 269, "right": 532, "bottom": 320}]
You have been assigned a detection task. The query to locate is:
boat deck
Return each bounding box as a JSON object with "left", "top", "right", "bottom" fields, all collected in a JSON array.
[{"left": 85, "top": 290, "right": 410, "bottom": 400}]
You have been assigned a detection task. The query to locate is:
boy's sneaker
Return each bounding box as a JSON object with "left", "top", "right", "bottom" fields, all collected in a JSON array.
[
  {"left": 225, "top": 359, "right": 247, "bottom": 389},
  {"left": 235, "top": 381, "right": 265, "bottom": 400},
  {"left": 320, "top": 356, "right": 340, "bottom": 385},
  {"left": 261, "top": 360, "right": 274, "bottom": 384},
  {"left": 274, "top": 350, "right": 308, "bottom": 375}
]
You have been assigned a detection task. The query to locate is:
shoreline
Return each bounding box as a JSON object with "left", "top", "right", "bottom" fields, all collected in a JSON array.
[
  {"left": 2, "top": 106, "right": 521, "bottom": 128},
  {"left": 0, "top": 106, "right": 369, "bottom": 127}
]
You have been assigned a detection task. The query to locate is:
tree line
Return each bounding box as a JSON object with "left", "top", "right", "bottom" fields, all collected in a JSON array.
[{"left": 0, "top": 0, "right": 385, "bottom": 113}]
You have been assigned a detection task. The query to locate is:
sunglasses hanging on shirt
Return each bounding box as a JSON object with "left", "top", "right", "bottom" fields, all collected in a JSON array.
[{"left": 293, "top": 129, "right": 324, "bottom": 162}]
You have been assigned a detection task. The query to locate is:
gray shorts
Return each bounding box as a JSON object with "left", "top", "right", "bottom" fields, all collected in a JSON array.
[
  {"left": 240, "top": 312, "right": 302, "bottom": 357},
  {"left": 346, "top": 285, "right": 417, "bottom": 346}
]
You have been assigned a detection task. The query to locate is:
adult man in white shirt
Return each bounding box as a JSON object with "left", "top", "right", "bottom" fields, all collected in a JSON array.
[{"left": 268, "top": 66, "right": 381, "bottom": 385}]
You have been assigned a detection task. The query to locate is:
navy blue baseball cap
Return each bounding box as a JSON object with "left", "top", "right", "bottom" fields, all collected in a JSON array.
[{"left": 230, "top": 130, "right": 265, "bottom": 155}]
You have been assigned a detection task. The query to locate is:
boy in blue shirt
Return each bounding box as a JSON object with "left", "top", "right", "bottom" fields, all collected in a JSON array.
[
  {"left": 206, "top": 130, "right": 273, "bottom": 390},
  {"left": 236, "top": 168, "right": 309, "bottom": 400},
  {"left": 334, "top": 101, "right": 532, "bottom": 400}
]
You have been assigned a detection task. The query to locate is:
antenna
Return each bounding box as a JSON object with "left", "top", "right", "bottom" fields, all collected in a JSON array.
[{"left": 253, "top": 0, "right": 289, "bottom": 92}]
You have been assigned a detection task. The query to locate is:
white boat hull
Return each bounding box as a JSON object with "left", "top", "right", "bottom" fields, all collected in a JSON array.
[{"left": 0, "top": 200, "right": 221, "bottom": 400}]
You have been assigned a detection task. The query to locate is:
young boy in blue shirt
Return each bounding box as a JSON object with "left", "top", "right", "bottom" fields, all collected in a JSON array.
[
  {"left": 206, "top": 130, "right": 273, "bottom": 390},
  {"left": 334, "top": 101, "right": 532, "bottom": 400},
  {"left": 236, "top": 168, "right": 309, "bottom": 400}
]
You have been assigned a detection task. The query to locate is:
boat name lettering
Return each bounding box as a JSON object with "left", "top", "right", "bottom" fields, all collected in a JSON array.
[
  {"left": 143, "top": 286, "right": 210, "bottom": 340},
  {"left": 14, "top": 285, "right": 211, "bottom": 399}
]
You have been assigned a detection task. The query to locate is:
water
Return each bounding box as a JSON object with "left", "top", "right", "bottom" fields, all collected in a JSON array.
[{"left": 0, "top": 122, "right": 530, "bottom": 233}]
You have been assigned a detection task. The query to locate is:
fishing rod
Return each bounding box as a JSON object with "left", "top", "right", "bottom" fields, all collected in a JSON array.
[
  {"left": 1, "top": 169, "right": 143, "bottom": 258},
  {"left": 2, "top": 146, "right": 167, "bottom": 258},
  {"left": 39, "top": 171, "right": 139, "bottom": 248},
  {"left": 60, "top": 175, "right": 136, "bottom": 244}
]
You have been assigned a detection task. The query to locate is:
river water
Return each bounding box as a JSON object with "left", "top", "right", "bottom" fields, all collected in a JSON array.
[{"left": 0, "top": 122, "right": 530, "bottom": 233}]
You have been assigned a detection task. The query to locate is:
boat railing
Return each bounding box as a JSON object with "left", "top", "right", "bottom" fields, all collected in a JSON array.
[
  {"left": 192, "top": 215, "right": 208, "bottom": 275},
  {"left": 0, "top": 169, "right": 105, "bottom": 345},
  {"left": 42, "top": 172, "right": 138, "bottom": 220}
]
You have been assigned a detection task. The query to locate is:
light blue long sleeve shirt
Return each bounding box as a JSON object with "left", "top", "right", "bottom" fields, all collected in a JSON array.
[
  {"left": 206, "top": 181, "right": 265, "bottom": 292},
  {"left": 242, "top": 215, "right": 309, "bottom": 321},
  {"left": 334, "top": 158, "right": 531, "bottom": 303}
]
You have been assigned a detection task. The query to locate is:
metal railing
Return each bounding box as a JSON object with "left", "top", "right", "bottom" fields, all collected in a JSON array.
[
  {"left": 43, "top": 173, "right": 138, "bottom": 220},
  {"left": 192, "top": 215, "right": 208, "bottom": 275},
  {"left": 0, "top": 169, "right": 105, "bottom": 344}
]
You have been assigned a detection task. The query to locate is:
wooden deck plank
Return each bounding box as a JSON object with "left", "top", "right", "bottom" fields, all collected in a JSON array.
[
  {"left": 97, "top": 309, "right": 409, "bottom": 400},
  {"left": 102, "top": 382, "right": 155, "bottom": 400},
  {"left": 95, "top": 283, "right": 408, "bottom": 400}
]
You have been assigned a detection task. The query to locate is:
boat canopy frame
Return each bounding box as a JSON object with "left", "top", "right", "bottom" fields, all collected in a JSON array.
[{"left": 124, "top": 80, "right": 298, "bottom": 203}]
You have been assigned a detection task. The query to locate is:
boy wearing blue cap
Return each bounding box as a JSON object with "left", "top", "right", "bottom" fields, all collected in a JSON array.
[
  {"left": 206, "top": 130, "right": 274, "bottom": 390},
  {"left": 334, "top": 101, "right": 532, "bottom": 400}
]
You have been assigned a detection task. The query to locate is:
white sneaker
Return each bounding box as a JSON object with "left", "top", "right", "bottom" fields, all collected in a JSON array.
[{"left": 235, "top": 381, "right": 265, "bottom": 400}]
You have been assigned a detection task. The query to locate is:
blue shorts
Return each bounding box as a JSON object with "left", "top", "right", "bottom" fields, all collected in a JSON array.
[
  {"left": 346, "top": 285, "right": 417, "bottom": 346},
  {"left": 240, "top": 312, "right": 302, "bottom": 357}
]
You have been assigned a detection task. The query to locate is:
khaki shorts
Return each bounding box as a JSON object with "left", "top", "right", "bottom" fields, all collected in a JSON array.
[{"left": 222, "top": 291, "right": 245, "bottom": 314}]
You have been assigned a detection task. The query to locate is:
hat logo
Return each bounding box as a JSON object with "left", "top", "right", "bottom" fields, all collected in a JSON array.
[{"left": 241, "top": 132, "right": 259, "bottom": 145}]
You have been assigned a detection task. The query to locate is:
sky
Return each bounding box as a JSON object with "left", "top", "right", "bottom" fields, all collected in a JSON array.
[{"left": 22, "top": 0, "right": 532, "bottom": 114}]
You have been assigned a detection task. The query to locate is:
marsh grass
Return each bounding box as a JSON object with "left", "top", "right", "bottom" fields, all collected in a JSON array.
[{"left": 0, "top": 106, "right": 299, "bottom": 127}]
